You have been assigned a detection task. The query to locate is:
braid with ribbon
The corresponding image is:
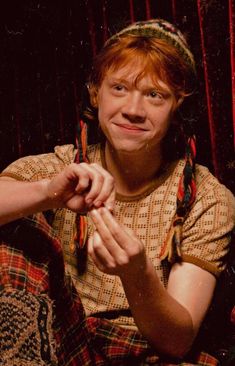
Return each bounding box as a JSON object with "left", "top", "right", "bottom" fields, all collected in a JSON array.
[
  {"left": 72, "top": 119, "right": 89, "bottom": 274},
  {"left": 160, "top": 135, "right": 196, "bottom": 263}
]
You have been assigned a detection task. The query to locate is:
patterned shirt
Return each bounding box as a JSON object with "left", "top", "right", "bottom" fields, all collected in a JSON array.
[{"left": 1, "top": 144, "right": 235, "bottom": 329}]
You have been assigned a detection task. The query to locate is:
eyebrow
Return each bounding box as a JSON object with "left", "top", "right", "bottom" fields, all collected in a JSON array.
[
  {"left": 107, "top": 76, "right": 171, "bottom": 93},
  {"left": 105, "top": 74, "right": 173, "bottom": 95},
  {"left": 106, "top": 77, "right": 128, "bottom": 84}
]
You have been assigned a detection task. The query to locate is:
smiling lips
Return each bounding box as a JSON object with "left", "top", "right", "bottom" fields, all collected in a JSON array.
[{"left": 114, "top": 123, "right": 146, "bottom": 132}]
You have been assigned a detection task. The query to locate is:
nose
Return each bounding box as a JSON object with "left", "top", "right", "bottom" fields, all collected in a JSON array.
[{"left": 121, "top": 92, "right": 146, "bottom": 123}]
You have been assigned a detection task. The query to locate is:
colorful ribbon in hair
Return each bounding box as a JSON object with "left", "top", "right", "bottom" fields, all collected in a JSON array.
[{"left": 160, "top": 135, "right": 196, "bottom": 263}]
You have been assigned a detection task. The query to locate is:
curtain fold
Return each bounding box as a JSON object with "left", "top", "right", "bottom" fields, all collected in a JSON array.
[
  {"left": 197, "top": 0, "right": 219, "bottom": 178},
  {"left": 145, "top": 0, "right": 152, "bottom": 20},
  {"left": 13, "top": 66, "right": 23, "bottom": 157},
  {"left": 0, "top": 0, "right": 234, "bottom": 191},
  {"left": 229, "top": 0, "right": 235, "bottom": 149}
]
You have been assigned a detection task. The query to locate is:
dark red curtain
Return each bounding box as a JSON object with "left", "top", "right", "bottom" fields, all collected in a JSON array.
[{"left": 0, "top": 0, "right": 234, "bottom": 192}]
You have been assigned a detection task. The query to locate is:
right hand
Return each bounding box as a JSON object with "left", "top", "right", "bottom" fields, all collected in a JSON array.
[{"left": 46, "top": 162, "right": 115, "bottom": 213}]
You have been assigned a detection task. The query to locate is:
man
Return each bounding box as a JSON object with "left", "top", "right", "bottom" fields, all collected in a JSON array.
[{"left": 0, "top": 19, "right": 234, "bottom": 365}]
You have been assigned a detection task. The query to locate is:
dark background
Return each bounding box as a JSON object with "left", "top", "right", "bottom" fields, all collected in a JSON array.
[{"left": 0, "top": 0, "right": 234, "bottom": 192}]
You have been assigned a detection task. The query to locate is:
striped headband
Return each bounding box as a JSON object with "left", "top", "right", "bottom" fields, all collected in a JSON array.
[{"left": 106, "top": 19, "right": 195, "bottom": 72}]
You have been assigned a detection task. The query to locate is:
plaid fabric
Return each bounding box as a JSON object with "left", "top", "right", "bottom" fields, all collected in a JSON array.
[
  {"left": 0, "top": 214, "right": 219, "bottom": 366},
  {"left": 171, "top": 352, "right": 219, "bottom": 366}
]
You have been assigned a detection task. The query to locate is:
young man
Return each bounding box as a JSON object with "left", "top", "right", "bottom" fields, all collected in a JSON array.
[{"left": 0, "top": 19, "right": 234, "bottom": 365}]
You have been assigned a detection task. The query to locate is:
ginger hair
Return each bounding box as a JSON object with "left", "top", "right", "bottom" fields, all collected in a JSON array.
[{"left": 86, "top": 34, "right": 195, "bottom": 116}]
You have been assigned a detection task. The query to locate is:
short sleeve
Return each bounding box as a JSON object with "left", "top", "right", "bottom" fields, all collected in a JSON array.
[
  {"left": 0, "top": 144, "right": 76, "bottom": 182},
  {"left": 181, "top": 165, "right": 235, "bottom": 277}
]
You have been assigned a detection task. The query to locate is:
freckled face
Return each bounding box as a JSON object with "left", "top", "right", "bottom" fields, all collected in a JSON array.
[{"left": 97, "top": 65, "right": 176, "bottom": 155}]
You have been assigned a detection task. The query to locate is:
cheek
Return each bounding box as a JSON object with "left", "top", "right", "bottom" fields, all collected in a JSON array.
[
  {"left": 97, "top": 106, "right": 103, "bottom": 123},
  {"left": 97, "top": 97, "right": 107, "bottom": 124},
  {"left": 98, "top": 98, "right": 119, "bottom": 125},
  {"left": 151, "top": 108, "right": 172, "bottom": 128},
  {"left": 97, "top": 106, "right": 109, "bottom": 136}
]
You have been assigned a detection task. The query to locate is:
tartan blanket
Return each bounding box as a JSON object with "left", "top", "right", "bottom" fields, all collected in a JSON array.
[{"left": 0, "top": 213, "right": 219, "bottom": 366}]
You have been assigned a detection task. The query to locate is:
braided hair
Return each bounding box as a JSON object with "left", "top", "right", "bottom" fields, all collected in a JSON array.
[
  {"left": 73, "top": 120, "right": 89, "bottom": 274},
  {"left": 160, "top": 135, "right": 196, "bottom": 263}
]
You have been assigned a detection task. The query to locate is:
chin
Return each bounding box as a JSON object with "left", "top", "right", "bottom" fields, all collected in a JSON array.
[{"left": 113, "top": 143, "right": 149, "bottom": 154}]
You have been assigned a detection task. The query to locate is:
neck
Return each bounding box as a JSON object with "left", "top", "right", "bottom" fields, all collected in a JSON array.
[{"left": 104, "top": 142, "right": 163, "bottom": 196}]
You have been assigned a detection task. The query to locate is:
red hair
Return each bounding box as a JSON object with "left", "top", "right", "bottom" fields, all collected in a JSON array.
[{"left": 87, "top": 34, "right": 195, "bottom": 111}]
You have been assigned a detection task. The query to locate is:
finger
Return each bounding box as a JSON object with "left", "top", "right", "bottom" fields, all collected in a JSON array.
[
  {"left": 48, "top": 163, "right": 89, "bottom": 202},
  {"left": 102, "top": 185, "right": 116, "bottom": 212},
  {"left": 88, "top": 164, "right": 115, "bottom": 211},
  {"left": 90, "top": 208, "right": 126, "bottom": 256},
  {"left": 88, "top": 233, "right": 105, "bottom": 272},
  {"left": 72, "top": 165, "right": 90, "bottom": 193},
  {"left": 78, "top": 163, "right": 106, "bottom": 205},
  {"left": 88, "top": 231, "right": 116, "bottom": 272},
  {"left": 92, "top": 207, "right": 134, "bottom": 250}
]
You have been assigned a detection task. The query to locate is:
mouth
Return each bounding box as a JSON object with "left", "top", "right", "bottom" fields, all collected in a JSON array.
[{"left": 113, "top": 123, "right": 147, "bottom": 133}]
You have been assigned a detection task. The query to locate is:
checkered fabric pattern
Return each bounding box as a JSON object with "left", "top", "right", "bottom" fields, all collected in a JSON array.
[{"left": 0, "top": 213, "right": 219, "bottom": 366}]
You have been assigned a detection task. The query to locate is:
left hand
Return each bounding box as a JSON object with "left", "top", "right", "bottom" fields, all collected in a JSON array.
[{"left": 88, "top": 206, "right": 147, "bottom": 278}]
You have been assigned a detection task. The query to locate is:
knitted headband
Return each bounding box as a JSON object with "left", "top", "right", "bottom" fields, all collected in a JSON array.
[{"left": 106, "top": 19, "right": 195, "bottom": 73}]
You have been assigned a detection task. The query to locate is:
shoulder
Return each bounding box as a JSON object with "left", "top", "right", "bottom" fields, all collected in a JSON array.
[
  {"left": 1, "top": 144, "right": 76, "bottom": 181},
  {"left": 54, "top": 144, "right": 77, "bottom": 164},
  {"left": 181, "top": 163, "right": 235, "bottom": 275},
  {"left": 194, "top": 163, "right": 235, "bottom": 210},
  {"left": 171, "top": 159, "right": 234, "bottom": 209},
  {"left": 185, "top": 162, "right": 235, "bottom": 232}
]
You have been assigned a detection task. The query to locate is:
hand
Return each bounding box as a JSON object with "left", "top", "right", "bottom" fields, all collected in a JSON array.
[
  {"left": 46, "top": 162, "right": 115, "bottom": 213},
  {"left": 88, "top": 206, "right": 147, "bottom": 278}
]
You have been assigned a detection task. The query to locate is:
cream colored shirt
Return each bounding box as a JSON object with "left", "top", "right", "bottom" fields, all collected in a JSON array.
[{"left": 2, "top": 144, "right": 235, "bottom": 329}]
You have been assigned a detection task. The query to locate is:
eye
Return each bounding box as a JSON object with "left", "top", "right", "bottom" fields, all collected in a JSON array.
[
  {"left": 110, "top": 83, "right": 127, "bottom": 96},
  {"left": 148, "top": 90, "right": 162, "bottom": 99},
  {"left": 113, "top": 84, "right": 125, "bottom": 91}
]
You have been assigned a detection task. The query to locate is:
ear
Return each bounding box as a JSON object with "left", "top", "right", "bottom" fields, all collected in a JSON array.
[{"left": 87, "top": 84, "right": 98, "bottom": 108}]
